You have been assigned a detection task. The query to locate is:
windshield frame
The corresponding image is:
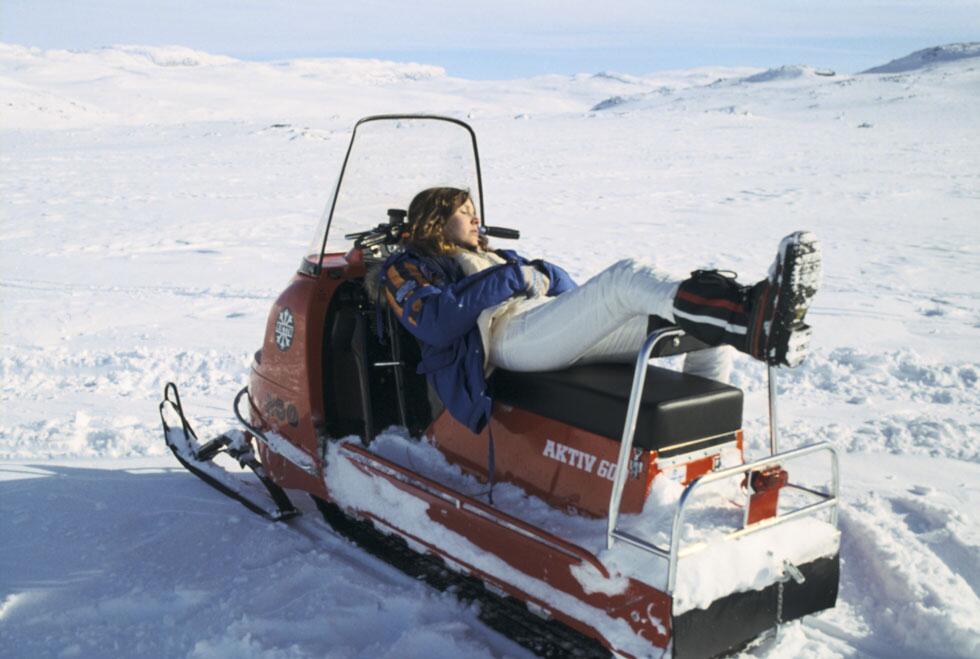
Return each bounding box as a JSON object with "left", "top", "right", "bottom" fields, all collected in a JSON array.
[{"left": 307, "top": 114, "right": 485, "bottom": 274}]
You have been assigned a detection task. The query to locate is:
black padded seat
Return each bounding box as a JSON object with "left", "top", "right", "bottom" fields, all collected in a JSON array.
[{"left": 490, "top": 363, "right": 743, "bottom": 451}]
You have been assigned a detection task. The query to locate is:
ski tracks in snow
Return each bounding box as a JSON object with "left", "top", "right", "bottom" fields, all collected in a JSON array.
[{"left": 837, "top": 490, "right": 980, "bottom": 658}]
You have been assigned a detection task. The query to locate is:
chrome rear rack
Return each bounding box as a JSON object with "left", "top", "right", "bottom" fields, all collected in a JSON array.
[{"left": 606, "top": 328, "right": 840, "bottom": 593}]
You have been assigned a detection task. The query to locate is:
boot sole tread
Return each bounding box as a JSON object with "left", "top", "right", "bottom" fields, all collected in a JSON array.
[{"left": 767, "top": 232, "right": 821, "bottom": 366}]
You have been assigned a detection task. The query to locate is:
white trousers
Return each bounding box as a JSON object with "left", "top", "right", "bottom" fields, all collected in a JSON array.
[{"left": 488, "top": 258, "right": 733, "bottom": 382}]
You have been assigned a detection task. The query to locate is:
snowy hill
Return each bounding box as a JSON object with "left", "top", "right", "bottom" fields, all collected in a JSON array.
[
  {"left": 1, "top": 42, "right": 979, "bottom": 658},
  {"left": 740, "top": 64, "right": 837, "bottom": 83},
  {"left": 588, "top": 43, "right": 980, "bottom": 124},
  {"left": 861, "top": 42, "right": 980, "bottom": 74}
]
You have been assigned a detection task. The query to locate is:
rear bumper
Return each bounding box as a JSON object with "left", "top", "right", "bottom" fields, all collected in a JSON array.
[{"left": 671, "top": 553, "right": 840, "bottom": 658}]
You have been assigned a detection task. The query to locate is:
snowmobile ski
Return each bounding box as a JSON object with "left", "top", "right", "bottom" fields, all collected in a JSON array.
[{"left": 159, "top": 382, "right": 299, "bottom": 522}]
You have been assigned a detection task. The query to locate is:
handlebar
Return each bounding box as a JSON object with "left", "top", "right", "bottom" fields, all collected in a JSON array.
[{"left": 482, "top": 226, "right": 520, "bottom": 239}]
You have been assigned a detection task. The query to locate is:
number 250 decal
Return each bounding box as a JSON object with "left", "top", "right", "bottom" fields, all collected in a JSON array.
[{"left": 263, "top": 393, "right": 299, "bottom": 427}]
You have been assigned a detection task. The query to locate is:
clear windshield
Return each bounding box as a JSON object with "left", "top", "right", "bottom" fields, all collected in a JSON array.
[{"left": 307, "top": 116, "right": 483, "bottom": 261}]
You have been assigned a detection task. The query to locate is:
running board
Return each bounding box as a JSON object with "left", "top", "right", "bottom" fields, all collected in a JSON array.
[{"left": 160, "top": 382, "right": 300, "bottom": 522}]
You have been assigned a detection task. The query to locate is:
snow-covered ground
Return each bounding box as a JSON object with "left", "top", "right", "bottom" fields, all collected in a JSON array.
[{"left": 1, "top": 42, "right": 978, "bottom": 657}]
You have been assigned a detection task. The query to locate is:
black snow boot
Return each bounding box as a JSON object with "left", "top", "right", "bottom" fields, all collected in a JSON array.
[{"left": 672, "top": 231, "right": 821, "bottom": 367}]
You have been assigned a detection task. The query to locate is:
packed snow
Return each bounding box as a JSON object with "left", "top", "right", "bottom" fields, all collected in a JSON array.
[{"left": 1, "top": 41, "right": 979, "bottom": 658}]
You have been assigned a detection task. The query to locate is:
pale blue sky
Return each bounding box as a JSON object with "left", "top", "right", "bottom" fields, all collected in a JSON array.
[{"left": 2, "top": 1, "right": 978, "bottom": 77}]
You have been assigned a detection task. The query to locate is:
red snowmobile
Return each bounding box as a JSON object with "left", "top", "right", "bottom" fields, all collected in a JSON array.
[{"left": 160, "top": 115, "right": 840, "bottom": 658}]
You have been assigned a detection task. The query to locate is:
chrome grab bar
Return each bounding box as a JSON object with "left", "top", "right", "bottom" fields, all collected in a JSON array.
[
  {"left": 606, "top": 327, "right": 683, "bottom": 547},
  {"left": 604, "top": 327, "right": 840, "bottom": 594},
  {"left": 768, "top": 364, "right": 779, "bottom": 455}
]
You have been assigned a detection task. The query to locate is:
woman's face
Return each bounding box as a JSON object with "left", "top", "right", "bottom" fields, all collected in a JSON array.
[{"left": 444, "top": 198, "right": 480, "bottom": 250}]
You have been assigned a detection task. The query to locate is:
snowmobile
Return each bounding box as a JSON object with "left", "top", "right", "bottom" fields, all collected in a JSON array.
[{"left": 160, "top": 115, "right": 841, "bottom": 658}]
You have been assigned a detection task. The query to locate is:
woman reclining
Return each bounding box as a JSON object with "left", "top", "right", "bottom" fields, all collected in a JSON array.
[{"left": 378, "top": 187, "right": 820, "bottom": 434}]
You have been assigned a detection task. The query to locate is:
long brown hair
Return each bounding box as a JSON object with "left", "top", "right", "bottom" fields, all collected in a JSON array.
[{"left": 405, "top": 187, "right": 488, "bottom": 257}]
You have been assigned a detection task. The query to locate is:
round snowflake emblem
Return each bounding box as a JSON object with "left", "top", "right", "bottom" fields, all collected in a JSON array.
[{"left": 274, "top": 308, "right": 294, "bottom": 351}]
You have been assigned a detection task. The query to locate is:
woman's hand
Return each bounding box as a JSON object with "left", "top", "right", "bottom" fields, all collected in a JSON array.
[{"left": 520, "top": 265, "right": 551, "bottom": 298}]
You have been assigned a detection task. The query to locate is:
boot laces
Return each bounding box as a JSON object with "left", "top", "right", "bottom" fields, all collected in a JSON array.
[{"left": 691, "top": 269, "right": 753, "bottom": 303}]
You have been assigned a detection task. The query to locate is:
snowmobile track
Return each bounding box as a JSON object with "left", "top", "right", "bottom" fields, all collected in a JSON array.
[{"left": 311, "top": 496, "right": 613, "bottom": 658}]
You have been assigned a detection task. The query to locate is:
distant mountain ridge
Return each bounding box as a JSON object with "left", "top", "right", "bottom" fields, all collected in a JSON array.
[
  {"left": 861, "top": 42, "right": 980, "bottom": 74},
  {"left": 3, "top": 40, "right": 979, "bottom": 129},
  {"left": 739, "top": 65, "right": 837, "bottom": 83}
]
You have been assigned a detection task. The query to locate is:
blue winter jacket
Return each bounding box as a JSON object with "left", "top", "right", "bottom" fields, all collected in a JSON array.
[{"left": 379, "top": 247, "right": 577, "bottom": 433}]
